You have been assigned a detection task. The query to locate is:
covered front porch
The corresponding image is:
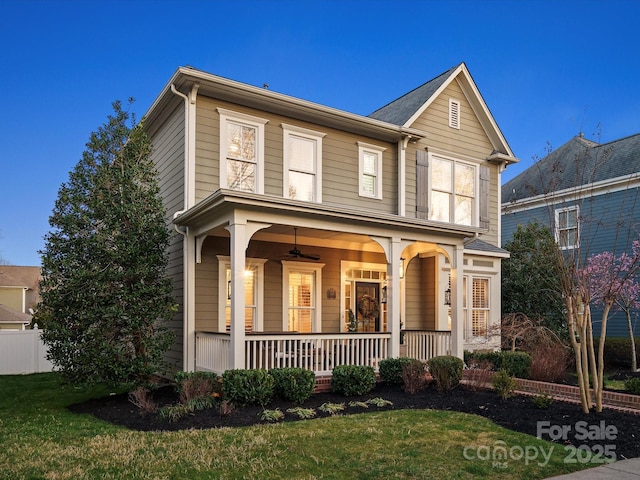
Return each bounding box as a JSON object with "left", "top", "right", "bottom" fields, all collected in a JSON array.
[
  {"left": 173, "top": 191, "right": 479, "bottom": 375},
  {"left": 195, "top": 330, "right": 451, "bottom": 374}
]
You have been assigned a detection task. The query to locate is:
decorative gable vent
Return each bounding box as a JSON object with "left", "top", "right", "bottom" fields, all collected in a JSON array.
[{"left": 449, "top": 98, "right": 460, "bottom": 129}]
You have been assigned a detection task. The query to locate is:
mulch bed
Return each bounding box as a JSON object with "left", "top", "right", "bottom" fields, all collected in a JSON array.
[{"left": 69, "top": 381, "right": 640, "bottom": 460}]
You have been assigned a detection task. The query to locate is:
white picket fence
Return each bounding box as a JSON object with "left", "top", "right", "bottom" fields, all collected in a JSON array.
[{"left": 0, "top": 329, "right": 53, "bottom": 374}]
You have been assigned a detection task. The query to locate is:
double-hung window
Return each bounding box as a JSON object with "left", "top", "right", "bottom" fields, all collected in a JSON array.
[
  {"left": 282, "top": 124, "right": 324, "bottom": 202},
  {"left": 471, "top": 277, "right": 489, "bottom": 337},
  {"left": 358, "top": 142, "right": 385, "bottom": 199},
  {"left": 218, "top": 256, "right": 266, "bottom": 332},
  {"left": 218, "top": 108, "right": 268, "bottom": 194},
  {"left": 430, "top": 156, "right": 476, "bottom": 225},
  {"left": 461, "top": 275, "right": 489, "bottom": 338},
  {"left": 555, "top": 206, "right": 579, "bottom": 250},
  {"left": 282, "top": 261, "right": 324, "bottom": 332}
]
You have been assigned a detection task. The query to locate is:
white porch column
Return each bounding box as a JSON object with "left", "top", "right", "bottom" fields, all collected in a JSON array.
[
  {"left": 388, "top": 237, "right": 403, "bottom": 358},
  {"left": 450, "top": 245, "right": 464, "bottom": 359},
  {"left": 227, "top": 221, "right": 247, "bottom": 369}
]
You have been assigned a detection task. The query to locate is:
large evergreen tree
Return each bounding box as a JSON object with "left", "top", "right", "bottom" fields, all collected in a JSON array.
[
  {"left": 38, "top": 101, "right": 175, "bottom": 389},
  {"left": 502, "top": 221, "right": 566, "bottom": 337}
]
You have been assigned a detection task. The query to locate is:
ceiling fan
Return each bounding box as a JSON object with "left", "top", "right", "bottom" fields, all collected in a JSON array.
[{"left": 286, "top": 228, "right": 320, "bottom": 260}]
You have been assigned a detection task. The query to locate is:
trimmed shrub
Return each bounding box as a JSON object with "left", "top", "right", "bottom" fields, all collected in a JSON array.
[
  {"left": 270, "top": 368, "right": 315, "bottom": 404},
  {"left": 222, "top": 369, "right": 274, "bottom": 406},
  {"left": 401, "top": 359, "right": 429, "bottom": 394},
  {"left": 501, "top": 351, "right": 532, "bottom": 378},
  {"left": 600, "top": 337, "right": 640, "bottom": 369},
  {"left": 330, "top": 365, "right": 376, "bottom": 396},
  {"left": 379, "top": 357, "right": 414, "bottom": 385},
  {"left": 492, "top": 370, "right": 519, "bottom": 399},
  {"left": 465, "top": 350, "right": 531, "bottom": 378},
  {"left": 428, "top": 355, "right": 463, "bottom": 392},
  {"left": 625, "top": 377, "right": 640, "bottom": 395}
]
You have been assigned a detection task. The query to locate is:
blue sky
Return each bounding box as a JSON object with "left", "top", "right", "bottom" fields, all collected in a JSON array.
[{"left": 1, "top": 0, "right": 639, "bottom": 266}]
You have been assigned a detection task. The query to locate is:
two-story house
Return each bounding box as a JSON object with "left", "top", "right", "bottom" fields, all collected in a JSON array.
[
  {"left": 502, "top": 132, "right": 640, "bottom": 337},
  {"left": 144, "top": 63, "right": 518, "bottom": 375}
]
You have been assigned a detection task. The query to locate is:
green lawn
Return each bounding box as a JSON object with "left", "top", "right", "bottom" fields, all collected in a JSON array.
[{"left": 0, "top": 373, "right": 590, "bottom": 479}]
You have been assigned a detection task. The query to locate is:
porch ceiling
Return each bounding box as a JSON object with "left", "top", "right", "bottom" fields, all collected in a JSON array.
[{"left": 207, "top": 225, "right": 382, "bottom": 253}]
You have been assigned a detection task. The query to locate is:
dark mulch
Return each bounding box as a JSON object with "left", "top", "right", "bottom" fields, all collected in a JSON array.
[{"left": 69, "top": 381, "right": 640, "bottom": 460}]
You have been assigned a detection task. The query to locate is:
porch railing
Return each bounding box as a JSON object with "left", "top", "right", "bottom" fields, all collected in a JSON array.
[
  {"left": 403, "top": 330, "right": 451, "bottom": 362},
  {"left": 196, "top": 332, "right": 231, "bottom": 374},
  {"left": 195, "top": 332, "right": 390, "bottom": 374}
]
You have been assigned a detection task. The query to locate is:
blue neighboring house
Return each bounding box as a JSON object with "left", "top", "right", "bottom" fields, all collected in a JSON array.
[{"left": 501, "top": 132, "right": 640, "bottom": 337}]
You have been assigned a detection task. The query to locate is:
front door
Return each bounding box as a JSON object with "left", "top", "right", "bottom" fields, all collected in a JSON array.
[{"left": 355, "top": 282, "right": 381, "bottom": 332}]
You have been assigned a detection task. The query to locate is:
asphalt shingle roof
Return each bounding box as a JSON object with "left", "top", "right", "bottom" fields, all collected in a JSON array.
[
  {"left": 0, "top": 304, "right": 31, "bottom": 323},
  {"left": 464, "top": 238, "right": 509, "bottom": 255},
  {"left": 368, "top": 65, "right": 460, "bottom": 126},
  {"left": 502, "top": 133, "right": 640, "bottom": 203}
]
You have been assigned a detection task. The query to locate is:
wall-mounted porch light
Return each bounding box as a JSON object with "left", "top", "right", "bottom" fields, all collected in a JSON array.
[
  {"left": 227, "top": 280, "right": 231, "bottom": 300},
  {"left": 444, "top": 287, "right": 451, "bottom": 306},
  {"left": 381, "top": 285, "right": 387, "bottom": 304},
  {"left": 399, "top": 257, "right": 405, "bottom": 279}
]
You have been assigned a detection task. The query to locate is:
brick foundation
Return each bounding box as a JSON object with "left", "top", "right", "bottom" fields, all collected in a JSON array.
[{"left": 461, "top": 371, "right": 640, "bottom": 415}]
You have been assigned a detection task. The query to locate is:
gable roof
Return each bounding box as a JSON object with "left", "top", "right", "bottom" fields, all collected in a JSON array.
[
  {"left": 369, "top": 65, "right": 457, "bottom": 126},
  {"left": 369, "top": 62, "right": 517, "bottom": 161},
  {"left": 502, "top": 133, "right": 640, "bottom": 204},
  {"left": 0, "top": 266, "right": 41, "bottom": 290}
]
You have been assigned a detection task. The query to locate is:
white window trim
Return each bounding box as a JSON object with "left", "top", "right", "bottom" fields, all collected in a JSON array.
[
  {"left": 217, "top": 255, "right": 267, "bottom": 332},
  {"left": 282, "top": 123, "right": 325, "bottom": 202},
  {"left": 461, "top": 275, "right": 490, "bottom": 340},
  {"left": 555, "top": 205, "right": 580, "bottom": 250},
  {"left": 449, "top": 98, "right": 461, "bottom": 129},
  {"left": 357, "top": 141, "right": 386, "bottom": 199},
  {"left": 428, "top": 152, "right": 478, "bottom": 226},
  {"left": 282, "top": 260, "right": 325, "bottom": 332},
  {"left": 218, "top": 108, "right": 268, "bottom": 194}
]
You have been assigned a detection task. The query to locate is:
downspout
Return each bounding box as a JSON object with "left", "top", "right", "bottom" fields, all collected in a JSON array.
[
  {"left": 398, "top": 136, "right": 410, "bottom": 216},
  {"left": 171, "top": 84, "right": 199, "bottom": 372}
]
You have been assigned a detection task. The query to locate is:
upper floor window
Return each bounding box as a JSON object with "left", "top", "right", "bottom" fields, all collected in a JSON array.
[
  {"left": 218, "top": 108, "right": 268, "bottom": 193},
  {"left": 449, "top": 98, "right": 461, "bottom": 129},
  {"left": 282, "top": 124, "right": 325, "bottom": 202},
  {"left": 358, "top": 142, "right": 385, "bottom": 199},
  {"left": 430, "top": 156, "right": 476, "bottom": 225},
  {"left": 555, "top": 206, "right": 580, "bottom": 250}
]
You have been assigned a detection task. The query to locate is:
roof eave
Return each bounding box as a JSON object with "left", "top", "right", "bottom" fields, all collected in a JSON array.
[
  {"left": 145, "top": 67, "right": 427, "bottom": 143},
  {"left": 174, "top": 189, "right": 481, "bottom": 239}
]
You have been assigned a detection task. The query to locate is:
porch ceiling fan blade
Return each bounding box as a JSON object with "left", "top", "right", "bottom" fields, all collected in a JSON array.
[{"left": 287, "top": 228, "right": 320, "bottom": 260}]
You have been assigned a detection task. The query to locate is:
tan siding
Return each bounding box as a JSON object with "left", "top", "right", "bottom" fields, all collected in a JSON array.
[
  {"left": 194, "top": 96, "right": 220, "bottom": 203},
  {"left": 412, "top": 81, "right": 493, "bottom": 158},
  {"left": 149, "top": 104, "right": 186, "bottom": 368},
  {"left": 405, "top": 80, "right": 500, "bottom": 245},
  {"left": 0, "top": 288, "right": 22, "bottom": 312},
  {"left": 404, "top": 257, "right": 436, "bottom": 330},
  {"left": 193, "top": 96, "right": 398, "bottom": 214}
]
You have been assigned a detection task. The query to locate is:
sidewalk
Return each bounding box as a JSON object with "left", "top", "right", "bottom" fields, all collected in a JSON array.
[{"left": 546, "top": 457, "right": 640, "bottom": 479}]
